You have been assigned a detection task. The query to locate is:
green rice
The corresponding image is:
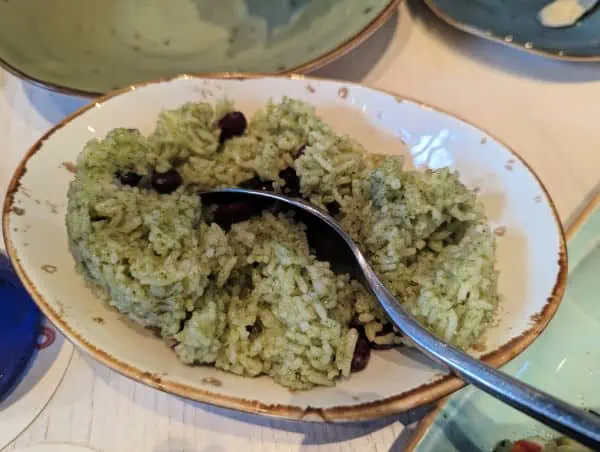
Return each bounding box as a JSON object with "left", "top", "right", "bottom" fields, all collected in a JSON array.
[{"left": 66, "top": 97, "right": 500, "bottom": 390}]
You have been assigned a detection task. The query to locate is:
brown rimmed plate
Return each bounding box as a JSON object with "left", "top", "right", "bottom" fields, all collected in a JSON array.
[{"left": 3, "top": 74, "right": 566, "bottom": 422}]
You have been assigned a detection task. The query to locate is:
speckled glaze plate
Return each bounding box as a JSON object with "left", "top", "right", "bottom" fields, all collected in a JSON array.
[
  {"left": 408, "top": 193, "right": 600, "bottom": 451},
  {"left": 425, "top": 0, "right": 600, "bottom": 60},
  {"left": 3, "top": 74, "right": 566, "bottom": 422},
  {"left": 0, "top": 0, "right": 396, "bottom": 97}
]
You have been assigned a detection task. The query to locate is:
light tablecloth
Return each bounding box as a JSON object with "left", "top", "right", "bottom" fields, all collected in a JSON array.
[{"left": 2, "top": 2, "right": 600, "bottom": 451}]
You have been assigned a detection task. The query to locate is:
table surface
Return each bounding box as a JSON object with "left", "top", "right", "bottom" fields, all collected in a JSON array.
[{"left": 2, "top": 1, "right": 600, "bottom": 451}]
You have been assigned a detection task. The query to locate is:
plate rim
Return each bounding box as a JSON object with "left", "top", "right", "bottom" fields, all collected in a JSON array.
[
  {"left": 423, "top": 0, "right": 600, "bottom": 62},
  {"left": 0, "top": 0, "right": 399, "bottom": 98},
  {"left": 404, "top": 192, "right": 600, "bottom": 450},
  {"left": 2, "top": 72, "right": 568, "bottom": 422}
]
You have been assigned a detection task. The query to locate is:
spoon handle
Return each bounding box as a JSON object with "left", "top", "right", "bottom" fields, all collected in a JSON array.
[{"left": 363, "top": 267, "right": 600, "bottom": 449}]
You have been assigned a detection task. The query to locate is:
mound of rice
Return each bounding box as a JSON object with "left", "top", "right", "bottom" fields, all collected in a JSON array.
[{"left": 66, "top": 97, "right": 499, "bottom": 390}]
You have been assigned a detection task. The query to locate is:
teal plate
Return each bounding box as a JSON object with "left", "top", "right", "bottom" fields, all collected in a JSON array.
[
  {"left": 424, "top": 0, "right": 600, "bottom": 61},
  {"left": 410, "top": 194, "right": 600, "bottom": 451},
  {"left": 0, "top": 0, "right": 397, "bottom": 97}
]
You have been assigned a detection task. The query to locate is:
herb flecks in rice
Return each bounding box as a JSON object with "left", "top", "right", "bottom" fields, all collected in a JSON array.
[{"left": 66, "top": 98, "right": 500, "bottom": 390}]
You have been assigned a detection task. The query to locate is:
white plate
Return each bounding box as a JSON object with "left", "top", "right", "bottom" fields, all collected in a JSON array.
[{"left": 2, "top": 74, "right": 567, "bottom": 422}]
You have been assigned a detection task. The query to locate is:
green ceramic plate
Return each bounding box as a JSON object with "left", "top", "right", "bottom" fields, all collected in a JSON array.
[
  {"left": 425, "top": 0, "right": 600, "bottom": 61},
  {"left": 410, "top": 194, "right": 600, "bottom": 451},
  {"left": 0, "top": 0, "right": 396, "bottom": 96}
]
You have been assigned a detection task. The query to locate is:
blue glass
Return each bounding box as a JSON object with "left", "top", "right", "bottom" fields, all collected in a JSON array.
[{"left": 0, "top": 252, "right": 41, "bottom": 403}]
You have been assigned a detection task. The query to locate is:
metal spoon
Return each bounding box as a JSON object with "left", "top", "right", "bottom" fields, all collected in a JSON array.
[{"left": 201, "top": 187, "right": 600, "bottom": 449}]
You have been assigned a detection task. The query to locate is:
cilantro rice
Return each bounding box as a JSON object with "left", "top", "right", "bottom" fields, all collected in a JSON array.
[{"left": 66, "top": 98, "right": 500, "bottom": 390}]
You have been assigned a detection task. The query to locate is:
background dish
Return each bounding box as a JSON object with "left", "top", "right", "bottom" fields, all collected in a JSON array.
[
  {"left": 425, "top": 0, "right": 600, "bottom": 60},
  {"left": 0, "top": 252, "right": 74, "bottom": 450},
  {"left": 3, "top": 74, "right": 565, "bottom": 422},
  {"left": 0, "top": 253, "right": 41, "bottom": 403},
  {"left": 410, "top": 193, "right": 600, "bottom": 451},
  {"left": 0, "top": 0, "right": 396, "bottom": 96}
]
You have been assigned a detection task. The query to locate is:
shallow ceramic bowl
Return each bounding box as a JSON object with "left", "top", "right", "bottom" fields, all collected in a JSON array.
[
  {"left": 0, "top": 0, "right": 396, "bottom": 97},
  {"left": 425, "top": 0, "right": 600, "bottom": 61},
  {"left": 410, "top": 193, "right": 600, "bottom": 451},
  {"left": 3, "top": 74, "right": 567, "bottom": 422}
]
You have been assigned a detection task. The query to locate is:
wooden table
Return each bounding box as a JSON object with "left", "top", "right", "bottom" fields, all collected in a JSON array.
[{"left": 2, "top": 2, "right": 600, "bottom": 451}]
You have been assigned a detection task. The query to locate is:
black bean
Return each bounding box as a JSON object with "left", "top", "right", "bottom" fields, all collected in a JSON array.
[
  {"left": 325, "top": 201, "right": 341, "bottom": 217},
  {"left": 184, "top": 309, "right": 194, "bottom": 321},
  {"left": 213, "top": 202, "right": 261, "bottom": 230},
  {"left": 279, "top": 167, "right": 300, "bottom": 197},
  {"left": 370, "top": 323, "right": 398, "bottom": 349},
  {"left": 351, "top": 335, "right": 371, "bottom": 372},
  {"left": 239, "top": 176, "right": 274, "bottom": 192},
  {"left": 380, "top": 322, "right": 395, "bottom": 335},
  {"left": 151, "top": 169, "right": 182, "bottom": 194},
  {"left": 246, "top": 319, "right": 263, "bottom": 336},
  {"left": 349, "top": 317, "right": 364, "bottom": 333},
  {"left": 218, "top": 111, "right": 247, "bottom": 143},
  {"left": 294, "top": 145, "right": 307, "bottom": 159},
  {"left": 118, "top": 171, "right": 142, "bottom": 187},
  {"left": 177, "top": 310, "right": 194, "bottom": 333}
]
